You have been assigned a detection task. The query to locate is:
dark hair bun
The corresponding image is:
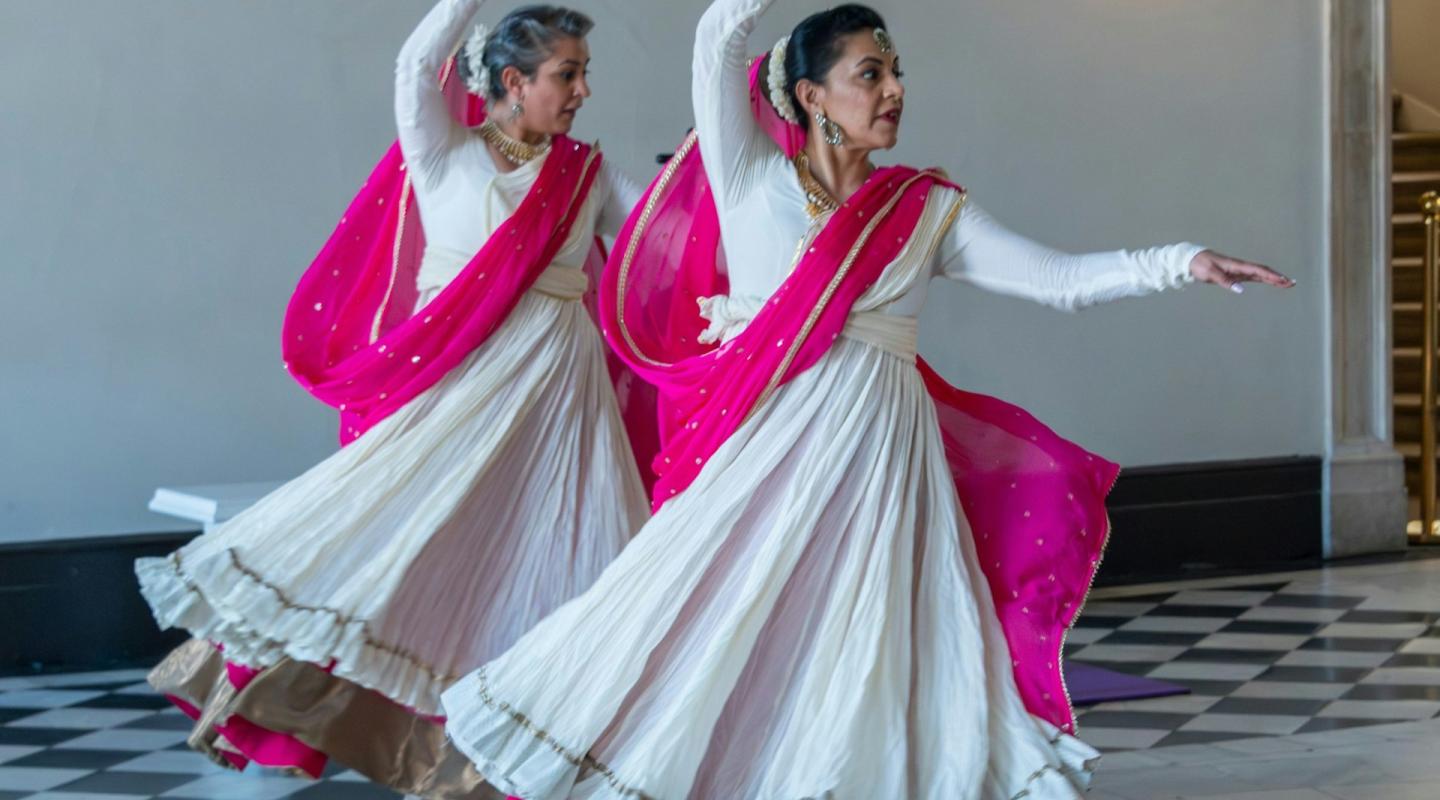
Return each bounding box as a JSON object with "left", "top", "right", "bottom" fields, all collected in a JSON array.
[{"left": 784, "top": 4, "right": 888, "bottom": 129}]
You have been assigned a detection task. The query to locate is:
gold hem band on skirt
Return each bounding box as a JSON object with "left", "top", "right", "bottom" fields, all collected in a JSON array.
[{"left": 149, "top": 639, "right": 501, "bottom": 800}]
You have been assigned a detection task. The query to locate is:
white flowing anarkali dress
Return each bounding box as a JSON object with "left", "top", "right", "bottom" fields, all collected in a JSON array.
[
  {"left": 135, "top": 0, "right": 648, "bottom": 768},
  {"left": 439, "top": 1, "right": 1205, "bottom": 798}
]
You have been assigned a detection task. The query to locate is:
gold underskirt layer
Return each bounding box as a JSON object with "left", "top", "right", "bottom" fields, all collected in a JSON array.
[{"left": 150, "top": 639, "right": 501, "bottom": 800}]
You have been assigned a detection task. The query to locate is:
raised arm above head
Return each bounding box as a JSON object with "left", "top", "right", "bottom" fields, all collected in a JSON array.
[
  {"left": 692, "top": 0, "right": 779, "bottom": 213},
  {"left": 395, "top": 0, "right": 483, "bottom": 182}
]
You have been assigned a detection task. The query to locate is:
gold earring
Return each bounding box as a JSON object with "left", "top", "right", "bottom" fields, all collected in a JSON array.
[{"left": 815, "top": 110, "right": 844, "bottom": 147}]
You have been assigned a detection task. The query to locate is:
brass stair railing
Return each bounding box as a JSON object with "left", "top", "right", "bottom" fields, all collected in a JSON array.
[{"left": 1414, "top": 190, "right": 1440, "bottom": 545}]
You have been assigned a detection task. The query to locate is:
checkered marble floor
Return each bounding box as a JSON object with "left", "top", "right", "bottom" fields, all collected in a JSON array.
[
  {"left": 0, "top": 670, "right": 398, "bottom": 799},
  {"left": 3, "top": 558, "right": 1438, "bottom": 798},
  {"left": 1071, "top": 566, "right": 1440, "bottom": 753}
]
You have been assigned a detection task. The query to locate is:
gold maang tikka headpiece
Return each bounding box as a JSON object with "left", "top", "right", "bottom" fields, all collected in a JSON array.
[{"left": 873, "top": 28, "right": 894, "bottom": 54}]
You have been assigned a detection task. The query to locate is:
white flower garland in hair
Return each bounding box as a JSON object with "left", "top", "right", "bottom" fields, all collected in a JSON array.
[
  {"left": 768, "top": 35, "right": 800, "bottom": 125},
  {"left": 464, "top": 22, "right": 491, "bottom": 97}
]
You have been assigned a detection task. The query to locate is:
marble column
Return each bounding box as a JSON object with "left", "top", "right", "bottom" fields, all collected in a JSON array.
[{"left": 1324, "top": 0, "right": 1410, "bottom": 557}]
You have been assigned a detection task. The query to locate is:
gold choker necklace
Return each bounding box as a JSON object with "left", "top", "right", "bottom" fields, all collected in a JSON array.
[
  {"left": 793, "top": 152, "right": 839, "bottom": 220},
  {"left": 478, "top": 120, "right": 551, "bottom": 166}
]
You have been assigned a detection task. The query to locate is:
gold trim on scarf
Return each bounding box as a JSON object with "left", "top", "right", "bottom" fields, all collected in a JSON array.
[
  {"left": 363, "top": 138, "right": 600, "bottom": 361},
  {"left": 368, "top": 52, "right": 461, "bottom": 345},
  {"left": 562, "top": 148, "right": 604, "bottom": 235},
  {"left": 614, "top": 132, "right": 699, "bottom": 367},
  {"left": 372, "top": 171, "right": 415, "bottom": 345},
  {"left": 919, "top": 189, "right": 968, "bottom": 268},
  {"left": 743, "top": 169, "right": 947, "bottom": 424},
  {"left": 1058, "top": 498, "right": 1120, "bottom": 735}
]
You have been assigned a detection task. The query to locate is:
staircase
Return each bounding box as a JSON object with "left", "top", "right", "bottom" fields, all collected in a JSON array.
[{"left": 1390, "top": 131, "right": 1440, "bottom": 517}]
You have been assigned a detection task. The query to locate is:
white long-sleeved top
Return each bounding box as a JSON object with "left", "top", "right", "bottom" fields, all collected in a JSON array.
[
  {"left": 691, "top": 0, "right": 1202, "bottom": 319},
  {"left": 395, "top": 0, "right": 642, "bottom": 293}
]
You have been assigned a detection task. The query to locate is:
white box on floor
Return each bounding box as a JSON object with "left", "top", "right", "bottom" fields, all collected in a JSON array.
[{"left": 148, "top": 483, "right": 280, "bottom": 532}]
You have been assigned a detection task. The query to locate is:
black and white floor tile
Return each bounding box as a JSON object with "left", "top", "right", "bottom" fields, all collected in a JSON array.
[
  {"left": 1071, "top": 571, "right": 1440, "bottom": 753},
  {"left": 0, "top": 670, "right": 398, "bottom": 799},
  {"left": 4, "top": 559, "right": 1440, "bottom": 798}
]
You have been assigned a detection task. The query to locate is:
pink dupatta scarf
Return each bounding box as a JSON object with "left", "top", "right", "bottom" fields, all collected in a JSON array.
[
  {"left": 599, "top": 59, "right": 1118, "bottom": 736},
  {"left": 282, "top": 61, "right": 604, "bottom": 446}
]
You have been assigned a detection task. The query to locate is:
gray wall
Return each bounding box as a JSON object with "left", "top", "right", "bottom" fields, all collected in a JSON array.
[{"left": 1, "top": 0, "right": 1324, "bottom": 543}]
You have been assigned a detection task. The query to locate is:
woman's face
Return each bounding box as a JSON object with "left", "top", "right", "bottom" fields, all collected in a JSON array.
[
  {"left": 504, "top": 36, "right": 592, "bottom": 136},
  {"left": 796, "top": 29, "right": 906, "bottom": 152}
]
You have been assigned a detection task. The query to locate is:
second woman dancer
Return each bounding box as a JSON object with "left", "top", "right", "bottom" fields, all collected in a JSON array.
[{"left": 438, "top": 1, "right": 1294, "bottom": 798}]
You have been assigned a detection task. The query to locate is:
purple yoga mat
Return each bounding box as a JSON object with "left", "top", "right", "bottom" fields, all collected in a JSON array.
[{"left": 1064, "top": 661, "right": 1190, "bottom": 706}]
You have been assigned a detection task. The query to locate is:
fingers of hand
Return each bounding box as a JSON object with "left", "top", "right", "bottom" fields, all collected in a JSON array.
[
  {"left": 1245, "top": 263, "right": 1294, "bottom": 287},
  {"left": 1202, "top": 261, "right": 1238, "bottom": 289},
  {"left": 1205, "top": 265, "right": 1242, "bottom": 293},
  {"left": 1228, "top": 259, "right": 1295, "bottom": 288}
]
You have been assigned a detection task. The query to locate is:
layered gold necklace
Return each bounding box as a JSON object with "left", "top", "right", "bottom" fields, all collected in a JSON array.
[
  {"left": 793, "top": 151, "right": 840, "bottom": 220},
  {"left": 478, "top": 120, "right": 552, "bottom": 166}
]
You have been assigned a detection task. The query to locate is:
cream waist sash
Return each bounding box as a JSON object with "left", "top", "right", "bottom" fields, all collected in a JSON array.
[
  {"left": 697, "top": 294, "right": 918, "bottom": 359},
  {"left": 417, "top": 245, "right": 588, "bottom": 302}
]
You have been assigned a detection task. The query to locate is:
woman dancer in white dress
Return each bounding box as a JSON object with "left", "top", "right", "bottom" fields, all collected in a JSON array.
[
  {"left": 438, "top": 1, "right": 1294, "bottom": 798},
  {"left": 134, "top": 1, "right": 648, "bottom": 796}
]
